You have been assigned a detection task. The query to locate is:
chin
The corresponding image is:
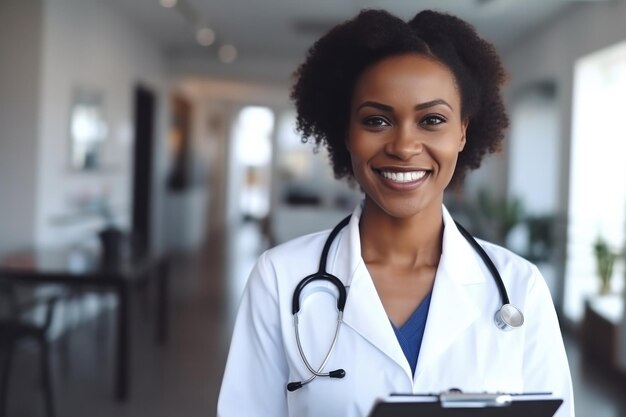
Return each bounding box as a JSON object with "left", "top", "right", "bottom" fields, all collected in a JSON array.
[{"left": 368, "top": 196, "right": 437, "bottom": 220}]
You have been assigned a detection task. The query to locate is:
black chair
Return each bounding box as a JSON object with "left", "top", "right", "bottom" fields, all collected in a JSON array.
[{"left": 0, "top": 282, "right": 58, "bottom": 417}]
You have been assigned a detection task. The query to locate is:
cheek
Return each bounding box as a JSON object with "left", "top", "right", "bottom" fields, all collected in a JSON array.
[
  {"left": 432, "top": 141, "right": 462, "bottom": 172},
  {"left": 347, "top": 144, "right": 366, "bottom": 178},
  {"left": 345, "top": 124, "right": 356, "bottom": 156},
  {"left": 346, "top": 130, "right": 373, "bottom": 165},
  {"left": 344, "top": 135, "right": 360, "bottom": 177},
  {"left": 345, "top": 136, "right": 378, "bottom": 187}
]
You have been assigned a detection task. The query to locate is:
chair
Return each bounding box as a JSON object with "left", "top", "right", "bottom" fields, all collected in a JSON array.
[{"left": 0, "top": 282, "right": 58, "bottom": 417}]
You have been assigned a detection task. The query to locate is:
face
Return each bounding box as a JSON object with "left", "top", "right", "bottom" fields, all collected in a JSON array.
[{"left": 346, "top": 53, "right": 467, "bottom": 220}]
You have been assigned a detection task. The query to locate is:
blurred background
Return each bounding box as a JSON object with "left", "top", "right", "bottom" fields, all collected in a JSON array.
[{"left": 1, "top": 0, "right": 626, "bottom": 416}]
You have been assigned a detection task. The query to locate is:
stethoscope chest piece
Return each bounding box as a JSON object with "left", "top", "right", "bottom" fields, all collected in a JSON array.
[
  {"left": 287, "top": 215, "right": 526, "bottom": 392},
  {"left": 494, "top": 304, "right": 524, "bottom": 331}
]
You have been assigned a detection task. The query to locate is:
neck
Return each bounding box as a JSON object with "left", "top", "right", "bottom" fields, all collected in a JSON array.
[{"left": 359, "top": 198, "right": 444, "bottom": 268}]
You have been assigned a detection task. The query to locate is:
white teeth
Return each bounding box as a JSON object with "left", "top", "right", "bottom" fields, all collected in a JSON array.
[{"left": 380, "top": 170, "right": 427, "bottom": 183}]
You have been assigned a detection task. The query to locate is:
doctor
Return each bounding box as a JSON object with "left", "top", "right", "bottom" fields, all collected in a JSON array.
[{"left": 218, "top": 9, "right": 574, "bottom": 417}]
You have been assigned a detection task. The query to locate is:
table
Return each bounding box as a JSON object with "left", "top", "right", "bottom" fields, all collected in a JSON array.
[
  {"left": 0, "top": 249, "right": 170, "bottom": 401},
  {"left": 581, "top": 294, "right": 623, "bottom": 374}
]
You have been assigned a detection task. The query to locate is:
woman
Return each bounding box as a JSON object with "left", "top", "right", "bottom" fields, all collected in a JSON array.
[{"left": 218, "top": 9, "right": 574, "bottom": 417}]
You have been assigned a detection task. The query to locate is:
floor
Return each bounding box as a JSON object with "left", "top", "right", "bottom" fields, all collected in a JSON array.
[{"left": 4, "top": 221, "right": 626, "bottom": 417}]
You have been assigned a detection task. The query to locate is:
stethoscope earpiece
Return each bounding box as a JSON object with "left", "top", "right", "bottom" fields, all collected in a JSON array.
[
  {"left": 329, "top": 369, "right": 346, "bottom": 378},
  {"left": 287, "top": 368, "right": 345, "bottom": 392}
]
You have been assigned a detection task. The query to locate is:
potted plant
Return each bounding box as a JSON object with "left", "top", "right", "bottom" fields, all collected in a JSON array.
[
  {"left": 474, "top": 189, "right": 523, "bottom": 245},
  {"left": 581, "top": 236, "right": 622, "bottom": 371},
  {"left": 524, "top": 214, "right": 555, "bottom": 263},
  {"left": 592, "top": 236, "right": 618, "bottom": 295}
]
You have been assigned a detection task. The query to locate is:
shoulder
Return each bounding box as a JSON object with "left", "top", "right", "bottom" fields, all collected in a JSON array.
[
  {"left": 262, "top": 229, "right": 335, "bottom": 275},
  {"left": 265, "top": 229, "right": 332, "bottom": 262},
  {"left": 476, "top": 239, "right": 538, "bottom": 276},
  {"left": 474, "top": 238, "right": 546, "bottom": 298},
  {"left": 250, "top": 229, "right": 334, "bottom": 290}
]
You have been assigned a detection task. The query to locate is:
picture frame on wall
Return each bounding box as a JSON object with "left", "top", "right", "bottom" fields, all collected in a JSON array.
[{"left": 68, "top": 87, "right": 108, "bottom": 171}]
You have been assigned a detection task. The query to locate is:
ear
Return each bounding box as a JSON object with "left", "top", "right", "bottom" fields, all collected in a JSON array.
[{"left": 459, "top": 119, "right": 469, "bottom": 152}]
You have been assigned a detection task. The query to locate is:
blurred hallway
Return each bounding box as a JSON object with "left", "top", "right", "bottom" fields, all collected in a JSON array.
[
  {"left": 4, "top": 221, "right": 626, "bottom": 417},
  {"left": 3, "top": 1, "right": 626, "bottom": 416}
]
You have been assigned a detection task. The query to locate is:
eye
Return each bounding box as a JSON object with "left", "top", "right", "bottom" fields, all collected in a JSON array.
[
  {"left": 362, "top": 116, "right": 390, "bottom": 128},
  {"left": 420, "top": 114, "right": 447, "bottom": 127}
]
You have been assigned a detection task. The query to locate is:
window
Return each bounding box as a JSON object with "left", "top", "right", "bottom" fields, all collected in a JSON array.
[
  {"left": 565, "top": 41, "right": 626, "bottom": 321},
  {"left": 229, "top": 106, "right": 274, "bottom": 220}
]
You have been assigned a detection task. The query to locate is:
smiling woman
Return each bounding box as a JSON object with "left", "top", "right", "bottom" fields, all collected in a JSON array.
[
  {"left": 218, "top": 9, "right": 574, "bottom": 417},
  {"left": 346, "top": 55, "right": 467, "bottom": 223}
]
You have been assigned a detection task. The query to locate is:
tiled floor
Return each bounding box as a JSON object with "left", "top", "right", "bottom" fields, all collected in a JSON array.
[{"left": 4, "top": 221, "right": 626, "bottom": 416}]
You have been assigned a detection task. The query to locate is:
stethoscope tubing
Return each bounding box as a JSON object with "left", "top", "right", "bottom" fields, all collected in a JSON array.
[
  {"left": 287, "top": 213, "right": 524, "bottom": 392},
  {"left": 294, "top": 311, "right": 343, "bottom": 378},
  {"left": 291, "top": 215, "right": 351, "bottom": 315},
  {"left": 454, "top": 221, "right": 510, "bottom": 305}
]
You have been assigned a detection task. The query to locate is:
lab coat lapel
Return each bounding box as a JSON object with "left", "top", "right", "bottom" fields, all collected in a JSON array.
[
  {"left": 342, "top": 262, "right": 410, "bottom": 373},
  {"left": 327, "top": 205, "right": 487, "bottom": 380},
  {"left": 328, "top": 205, "right": 410, "bottom": 375},
  {"left": 413, "top": 209, "right": 485, "bottom": 382}
]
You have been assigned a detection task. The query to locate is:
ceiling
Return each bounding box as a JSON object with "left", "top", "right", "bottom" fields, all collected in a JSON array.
[{"left": 106, "top": 0, "right": 584, "bottom": 85}]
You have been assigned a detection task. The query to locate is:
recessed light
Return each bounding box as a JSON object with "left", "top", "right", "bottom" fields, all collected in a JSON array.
[
  {"left": 219, "top": 45, "right": 237, "bottom": 63},
  {"left": 160, "top": 0, "right": 177, "bottom": 8},
  {"left": 197, "top": 28, "right": 215, "bottom": 46}
]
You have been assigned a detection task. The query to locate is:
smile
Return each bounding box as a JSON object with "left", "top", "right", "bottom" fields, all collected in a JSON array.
[{"left": 378, "top": 170, "right": 429, "bottom": 183}]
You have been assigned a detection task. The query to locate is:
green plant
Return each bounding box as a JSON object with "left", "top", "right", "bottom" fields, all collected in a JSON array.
[
  {"left": 476, "top": 189, "right": 523, "bottom": 244},
  {"left": 525, "top": 215, "right": 555, "bottom": 263},
  {"left": 592, "top": 236, "right": 618, "bottom": 295}
]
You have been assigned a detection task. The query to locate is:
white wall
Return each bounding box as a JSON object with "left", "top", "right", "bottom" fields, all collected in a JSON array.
[
  {"left": 0, "top": 0, "right": 43, "bottom": 254},
  {"left": 34, "top": 0, "right": 167, "bottom": 248},
  {"left": 507, "top": 86, "right": 559, "bottom": 215},
  {"left": 501, "top": 0, "right": 626, "bottom": 370},
  {"left": 502, "top": 0, "right": 626, "bottom": 213},
  {"left": 505, "top": 85, "right": 561, "bottom": 301}
]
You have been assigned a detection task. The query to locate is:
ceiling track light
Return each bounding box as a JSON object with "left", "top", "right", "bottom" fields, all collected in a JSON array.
[
  {"left": 160, "top": 0, "right": 177, "bottom": 8},
  {"left": 160, "top": 0, "right": 238, "bottom": 62}
]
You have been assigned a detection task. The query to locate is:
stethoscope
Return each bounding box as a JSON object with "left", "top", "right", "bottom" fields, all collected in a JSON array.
[{"left": 287, "top": 215, "right": 524, "bottom": 392}]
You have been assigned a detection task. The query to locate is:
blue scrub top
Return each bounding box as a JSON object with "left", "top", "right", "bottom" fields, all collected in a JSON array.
[{"left": 391, "top": 291, "right": 432, "bottom": 376}]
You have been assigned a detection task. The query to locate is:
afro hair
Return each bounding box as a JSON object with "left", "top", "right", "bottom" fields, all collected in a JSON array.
[{"left": 291, "top": 9, "right": 509, "bottom": 186}]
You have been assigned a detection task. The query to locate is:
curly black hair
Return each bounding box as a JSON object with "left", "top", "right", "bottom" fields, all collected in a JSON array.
[{"left": 291, "top": 9, "right": 509, "bottom": 185}]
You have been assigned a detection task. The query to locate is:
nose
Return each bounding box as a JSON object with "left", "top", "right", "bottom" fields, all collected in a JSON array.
[{"left": 384, "top": 124, "right": 423, "bottom": 160}]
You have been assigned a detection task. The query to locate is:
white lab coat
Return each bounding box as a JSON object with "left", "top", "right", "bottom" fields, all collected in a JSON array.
[{"left": 218, "top": 204, "right": 574, "bottom": 417}]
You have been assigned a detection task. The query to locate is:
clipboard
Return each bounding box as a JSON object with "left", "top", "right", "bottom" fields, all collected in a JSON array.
[{"left": 368, "top": 392, "right": 563, "bottom": 417}]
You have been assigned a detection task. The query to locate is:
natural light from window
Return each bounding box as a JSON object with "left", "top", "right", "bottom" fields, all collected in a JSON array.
[{"left": 566, "top": 40, "right": 626, "bottom": 322}]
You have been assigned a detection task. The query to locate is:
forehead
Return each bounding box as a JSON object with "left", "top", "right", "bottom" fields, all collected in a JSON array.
[{"left": 352, "top": 54, "right": 461, "bottom": 109}]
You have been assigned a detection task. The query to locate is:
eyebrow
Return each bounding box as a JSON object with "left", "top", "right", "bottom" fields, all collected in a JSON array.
[{"left": 356, "top": 99, "right": 453, "bottom": 112}]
